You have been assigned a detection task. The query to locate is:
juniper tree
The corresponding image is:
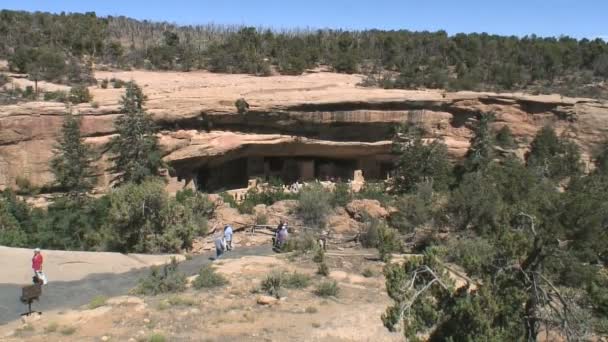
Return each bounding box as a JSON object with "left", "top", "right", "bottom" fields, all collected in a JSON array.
[
  {"left": 109, "top": 81, "right": 163, "bottom": 185},
  {"left": 50, "top": 111, "right": 95, "bottom": 195},
  {"left": 526, "top": 126, "right": 583, "bottom": 181},
  {"left": 390, "top": 124, "right": 452, "bottom": 194},
  {"left": 495, "top": 125, "right": 516, "bottom": 149}
]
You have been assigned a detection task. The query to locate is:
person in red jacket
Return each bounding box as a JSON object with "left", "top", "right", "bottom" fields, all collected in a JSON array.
[{"left": 32, "top": 248, "right": 48, "bottom": 285}]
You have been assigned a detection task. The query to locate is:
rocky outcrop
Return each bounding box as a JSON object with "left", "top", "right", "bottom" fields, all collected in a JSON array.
[{"left": 1, "top": 70, "right": 607, "bottom": 190}]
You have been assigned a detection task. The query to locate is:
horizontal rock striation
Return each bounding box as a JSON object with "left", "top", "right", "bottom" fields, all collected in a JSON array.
[{"left": 1, "top": 70, "right": 607, "bottom": 190}]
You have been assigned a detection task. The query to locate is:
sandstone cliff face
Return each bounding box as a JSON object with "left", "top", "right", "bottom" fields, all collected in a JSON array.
[{"left": 1, "top": 70, "right": 607, "bottom": 190}]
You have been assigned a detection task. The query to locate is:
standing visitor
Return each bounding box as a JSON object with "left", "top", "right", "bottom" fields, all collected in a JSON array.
[
  {"left": 224, "top": 224, "right": 234, "bottom": 251},
  {"left": 277, "top": 223, "right": 289, "bottom": 249},
  {"left": 214, "top": 236, "right": 226, "bottom": 260},
  {"left": 32, "top": 248, "right": 48, "bottom": 285}
]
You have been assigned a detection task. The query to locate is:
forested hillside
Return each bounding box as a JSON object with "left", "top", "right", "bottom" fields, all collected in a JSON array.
[{"left": 1, "top": 10, "right": 607, "bottom": 98}]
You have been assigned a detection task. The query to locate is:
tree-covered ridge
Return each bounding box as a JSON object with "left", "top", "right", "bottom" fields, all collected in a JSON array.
[{"left": 1, "top": 10, "right": 607, "bottom": 98}]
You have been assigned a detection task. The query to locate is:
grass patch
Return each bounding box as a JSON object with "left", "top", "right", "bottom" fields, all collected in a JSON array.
[
  {"left": 60, "top": 326, "right": 76, "bottom": 335},
  {"left": 167, "top": 295, "right": 198, "bottom": 306},
  {"left": 88, "top": 295, "right": 107, "bottom": 309},
  {"left": 134, "top": 258, "right": 187, "bottom": 295},
  {"left": 44, "top": 322, "right": 59, "bottom": 333},
  {"left": 261, "top": 271, "right": 284, "bottom": 298},
  {"left": 148, "top": 333, "right": 166, "bottom": 342},
  {"left": 156, "top": 301, "right": 170, "bottom": 311},
  {"left": 283, "top": 271, "right": 311, "bottom": 289},
  {"left": 315, "top": 280, "right": 339, "bottom": 297},
  {"left": 192, "top": 264, "right": 229, "bottom": 289}
]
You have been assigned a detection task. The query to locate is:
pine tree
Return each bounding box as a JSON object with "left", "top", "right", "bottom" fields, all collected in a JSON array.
[
  {"left": 109, "top": 81, "right": 163, "bottom": 185},
  {"left": 50, "top": 111, "right": 95, "bottom": 195},
  {"left": 464, "top": 112, "right": 496, "bottom": 173}
]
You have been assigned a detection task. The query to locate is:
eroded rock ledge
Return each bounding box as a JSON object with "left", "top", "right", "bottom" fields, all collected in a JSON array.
[{"left": 0, "top": 70, "right": 606, "bottom": 190}]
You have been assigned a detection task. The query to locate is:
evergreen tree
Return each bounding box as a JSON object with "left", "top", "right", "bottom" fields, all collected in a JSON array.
[
  {"left": 526, "top": 125, "right": 582, "bottom": 181},
  {"left": 464, "top": 112, "right": 496, "bottom": 173},
  {"left": 594, "top": 140, "right": 608, "bottom": 175},
  {"left": 495, "top": 125, "right": 516, "bottom": 149},
  {"left": 109, "top": 81, "right": 163, "bottom": 185},
  {"left": 50, "top": 111, "right": 95, "bottom": 195},
  {"left": 390, "top": 124, "right": 452, "bottom": 194}
]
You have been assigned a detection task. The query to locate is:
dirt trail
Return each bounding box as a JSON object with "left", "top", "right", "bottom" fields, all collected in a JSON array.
[{"left": 0, "top": 245, "right": 272, "bottom": 325}]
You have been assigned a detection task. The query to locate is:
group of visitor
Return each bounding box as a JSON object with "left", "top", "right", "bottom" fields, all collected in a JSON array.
[{"left": 214, "top": 219, "right": 290, "bottom": 259}]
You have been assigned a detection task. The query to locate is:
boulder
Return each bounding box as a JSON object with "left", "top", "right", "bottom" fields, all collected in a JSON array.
[
  {"left": 345, "top": 199, "right": 389, "bottom": 220},
  {"left": 256, "top": 295, "right": 278, "bottom": 305}
]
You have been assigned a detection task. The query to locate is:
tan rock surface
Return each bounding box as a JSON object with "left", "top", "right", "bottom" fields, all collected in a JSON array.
[
  {"left": 345, "top": 199, "right": 389, "bottom": 220},
  {"left": 1, "top": 69, "right": 607, "bottom": 190},
  {"left": 0, "top": 246, "right": 182, "bottom": 284}
]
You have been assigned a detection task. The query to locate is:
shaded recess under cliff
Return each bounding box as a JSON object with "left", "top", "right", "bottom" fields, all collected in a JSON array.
[{"left": 163, "top": 132, "right": 395, "bottom": 192}]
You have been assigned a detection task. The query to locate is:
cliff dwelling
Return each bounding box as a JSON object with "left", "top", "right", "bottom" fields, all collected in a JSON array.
[{"left": 193, "top": 155, "right": 395, "bottom": 192}]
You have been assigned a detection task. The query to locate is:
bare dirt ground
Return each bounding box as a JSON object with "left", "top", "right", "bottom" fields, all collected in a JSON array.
[{"left": 0, "top": 248, "right": 402, "bottom": 342}]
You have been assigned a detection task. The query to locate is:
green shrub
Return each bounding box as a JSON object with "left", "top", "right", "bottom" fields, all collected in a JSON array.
[
  {"left": 100, "top": 78, "right": 109, "bottom": 89},
  {"left": 15, "top": 176, "right": 37, "bottom": 195},
  {"left": 255, "top": 212, "right": 268, "bottom": 225},
  {"left": 360, "top": 217, "right": 381, "bottom": 248},
  {"left": 219, "top": 191, "right": 238, "bottom": 209},
  {"left": 297, "top": 183, "right": 332, "bottom": 228},
  {"left": 192, "top": 264, "right": 228, "bottom": 289},
  {"left": 0, "top": 73, "right": 9, "bottom": 87},
  {"left": 317, "top": 262, "right": 330, "bottom": 276},
  {"left": 88, "top": 295, "right": 107, "bottom": 309},
  {"left": 356, "top": 182, "right": 392, "bottom": 205},
  {"left": 495, "top": 126, "right": 516, "bottom": 149},
  {"left": 445, "top": 237, "right": 496, "bottom": 277},
  {"left": 134, "top": 258, "right": 187, "bottom": 295},
  {"left": 235, "top": 97, "right": 249, "bottom": 114},
  {"left": 313, "top": 247, "right": 325, "bottom": 263},
  {"left": 149, "top": 334, "right": 166, "bottom": 342},
  {"left": 167, "top": 295, "right": 198, "bottom": 306},
  {"left": 23, "top": 85, "right": 36, "bottom": 100},
  {"left": 43, "top": 90, "right": 68, "bottom": 102},
  {"left": 104, "top": 180, "right": 209, "bottom": 253},
  {"left": 69, "top": 85, "right": 92, "bottom": 104},
  {"left": 111, "top": 78, "right": 126, "bottom": 88},
  {"left": 361, "top": 217, "right": 401, "bottom": 261},
  {"left": 60, "top": 326, "right": 76, "bottom": 335},
  {"left": 283, "top": 272, "right": 311, "bottom": 289},
  {"left": 261, "top": 271, "right": 284, "bottom": 298},
  {"left": 332, "top": 182, "right": 352, "bottom": 207},
  {"left": 389, "top": 184, "right": 434, "bottom": 233},
  {"left": 236, "top": 183, "right": 297, "bottom": 214},
  {"left": 315, "top": 280, "right": 339, "bottom": 297},
  {"left": 362, "top": 268, "right": 375, "bottom": 278},
  {"left": 281, "top": 232, "right": 318, "bottom": 253}
]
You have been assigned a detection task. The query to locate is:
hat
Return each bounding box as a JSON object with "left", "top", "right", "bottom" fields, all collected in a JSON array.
[{"left": 34, "top": 248, "right": 41, "bottom": 252}]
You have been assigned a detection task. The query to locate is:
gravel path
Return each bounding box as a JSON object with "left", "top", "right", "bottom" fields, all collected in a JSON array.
[{"left": 0, "top": 245, "right": 272, "bottom": 325}]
